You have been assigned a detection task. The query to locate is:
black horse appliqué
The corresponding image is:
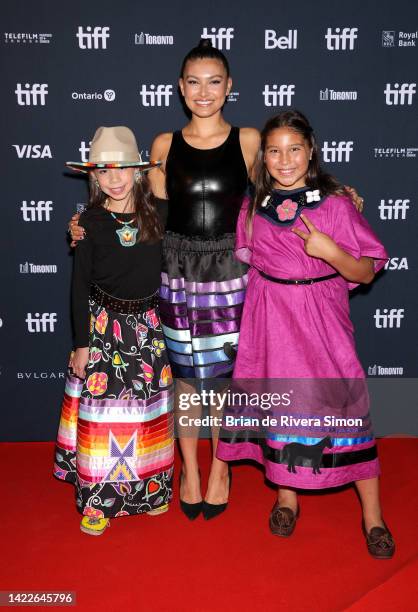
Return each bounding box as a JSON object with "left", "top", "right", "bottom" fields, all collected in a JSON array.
[{"left": 281, "top": 436, "right": 333, "bottom": 474}]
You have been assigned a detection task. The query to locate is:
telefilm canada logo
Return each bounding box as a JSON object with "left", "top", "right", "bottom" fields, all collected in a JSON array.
[
  {"left": 325, "top": 27, "right": 358, "bottom": 50},
  {"left": 320, "top": 88, "right": 358, "bottom": 101},
  {"left": 71, "top": 88, "right": 116, "bottom": 102},
  {"left": 374, "top": 147, "right": 418, "bottom": 158},
  {"left": 134, "top": 32, "right": 174, "bottom": 45},
  {"left": 265, "top": 29, "right": 298, "bottom": 49},
  {"left": 20, "top": 262, "right": 58, "bottom": 274},
  {"left": 76, "top": 26, "right": 110, "bottom": 49},
  {"left": 227, "top": 92, "right": 239, "bottom": 102},
  {"left": 4, "top": 32, "right": 52, "bottom": 44},
  {"left": 382, "top": 30, "right": 417, "bottom": 47},
  {"left": 201, "top": 27, "right": 234, "bottom": 50}
]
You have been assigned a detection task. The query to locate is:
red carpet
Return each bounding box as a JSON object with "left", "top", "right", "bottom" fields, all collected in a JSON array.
[{"left": 0, "top": 439, "right": 416, "bottom": 612}]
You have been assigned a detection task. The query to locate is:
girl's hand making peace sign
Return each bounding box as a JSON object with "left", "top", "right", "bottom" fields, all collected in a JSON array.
[{"left": 292, "top": 214, "right": 339, "bottom": 263}]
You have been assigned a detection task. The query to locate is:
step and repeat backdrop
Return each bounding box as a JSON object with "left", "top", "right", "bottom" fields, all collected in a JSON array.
[{"left": 2, "top": 0, "right": 417, "bottom": 440}]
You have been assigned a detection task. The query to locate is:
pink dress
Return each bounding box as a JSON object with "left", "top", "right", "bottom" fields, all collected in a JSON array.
[{"left": 216, "top": 188, "right": 388, "bottom": 489}]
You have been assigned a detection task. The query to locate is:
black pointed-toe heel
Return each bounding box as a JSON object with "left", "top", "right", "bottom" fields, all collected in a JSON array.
[
  {"left": 179, "top": 499, "right": 203, "bottom": 521},
  {"left": 179, "top": 472, "right": 203, "bottom": 521},
  {"left": 202, "top": 467, "right": 232, "bottom": 521}
]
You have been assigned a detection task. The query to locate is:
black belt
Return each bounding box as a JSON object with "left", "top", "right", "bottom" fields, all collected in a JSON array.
[
  {"left": 259, "top": 270, "right": 339, "bottom": 285},
  {"left": 90, "top": 284, "right": 159, "bottom": 314}
]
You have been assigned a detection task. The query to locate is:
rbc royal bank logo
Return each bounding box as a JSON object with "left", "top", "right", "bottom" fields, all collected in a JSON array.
[
  {"left": 325, "top": 27, "right": 358, "bottom": 50},
  {"left": 139, "top": 84, "right": 173, "bottom": 106},
  {"left": 265, "top": 29, "right": 298, "bottom": 49},
  {"left": 20, "top": 201, "right": 53, "bottom": 221},
  {"left": 384, "top": 83, "right": 416, "bottom": 105},
  {"left": 322, "top": 141, "right": 353, "bottom": 162},
  {"left": 263, "top": 84, "right": 295, "bottom": 106},
  {"left": 76, "top": 26, "right": 110, "bottom": 49},
  {"left": 15, "top": 83, "right": 48, "bottom": 106},
  {"left": 374, "top": 308, "right": 404, "bottom": 328},
  {"left": 26, "top": 313, "right": 57, "bottom": 333},
  {"left": 378, "top": 199, "right": 410, "bottom": 219},
  {"left": 201, "top": 27, "right": 234, "bottom": 50}
]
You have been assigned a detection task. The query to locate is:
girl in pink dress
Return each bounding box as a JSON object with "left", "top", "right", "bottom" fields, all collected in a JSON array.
[{"left": 216, "top": 110, "right": 395, "bottom": 558}]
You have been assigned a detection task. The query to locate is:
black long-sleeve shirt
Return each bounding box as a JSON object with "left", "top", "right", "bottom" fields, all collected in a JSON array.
[{"left": 72, "top": 199, "right": 167, "bottom": 348}]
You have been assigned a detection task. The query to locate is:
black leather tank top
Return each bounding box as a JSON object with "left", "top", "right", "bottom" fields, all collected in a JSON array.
[{"left": 165, "top": 126, "right": 248, "bottom": 237}]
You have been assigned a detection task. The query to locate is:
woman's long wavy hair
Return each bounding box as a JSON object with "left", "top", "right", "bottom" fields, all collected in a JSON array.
[
  {"left": 88, "top": 171, "right": 163, "bottom": 243},
  {"left": 248, "top": 110, "right": 346, "bottom": 232}
]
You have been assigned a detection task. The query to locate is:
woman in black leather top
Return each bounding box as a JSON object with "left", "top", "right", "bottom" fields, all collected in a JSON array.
[{"left": 149, "top": 40, "right": 260, "bottom": 520}]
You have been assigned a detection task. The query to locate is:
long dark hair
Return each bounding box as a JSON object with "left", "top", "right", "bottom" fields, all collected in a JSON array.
[
  {"left": 88, "top": 172, "right": 163, "bottom": 243},
  {"left": 180, "top": 39, "right": 230, "bottom": 77},
  {"left": 248, "top": 110, "right": 346, "bottom": 230}
]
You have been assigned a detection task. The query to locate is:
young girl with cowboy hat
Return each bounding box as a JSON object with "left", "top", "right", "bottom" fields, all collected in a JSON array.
[{"left": 54, "top": 126, "right": 174, "bottom": 535}]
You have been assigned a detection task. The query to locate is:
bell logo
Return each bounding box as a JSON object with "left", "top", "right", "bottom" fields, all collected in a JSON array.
[
  {"left": 201, "top": 27, "right": 234, "bottom": 50},
  {"left": 263, "top": 84, "right": 295, "bottom": 106},
  {"left": 26, "top": 313, "right": 57, "bottom": 333},
  {"left": 139, "top": 84, "right": 173, "bottom": 107},
  {"left": 13, "top": 145, "right": 52, "bottom": 159},
  {"left": 265, "top": 29, "right": 298, "bottom": 49},
  {"left": 384, "top": 257, "right": 408, "bottom": 270},
  {"left": 20, "top": 201, "right": 53, "bottom": 221},
  {"left": 374, "top": 308, "right": 404, "bottom": 328},
  {"left": 322, "top": 141, "right": 353, "bottom": 162},
  {"left": 76, "top": 26, "right": 110, "bottom": 49},
  {"left": 15, "top": 83, "right": 48, "bottom": 106},
  {"left": 325, "top": 27, "right": 358, "bottom": 50},
  {"left": 378, "top": 199, "right": 410, "bottom": 220},
  {"left": 384, "top": 83, "right": 416, "bottom": 105}
]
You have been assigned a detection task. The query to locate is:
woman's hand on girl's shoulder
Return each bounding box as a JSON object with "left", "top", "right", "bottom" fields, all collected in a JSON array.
[
  {"left": 149, "top": 132, "right": 173, "bottom": 199},
  {"left": 239, "top": 128, "right": 261, "bottom": 180},
  {"left": 344, "top": 185, "right": 364, "bottom": 213}
]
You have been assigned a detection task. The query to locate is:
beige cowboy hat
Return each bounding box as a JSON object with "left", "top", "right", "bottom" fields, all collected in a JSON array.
[{"left": 66, "top": 126, "right": 160, "bottom": 172}]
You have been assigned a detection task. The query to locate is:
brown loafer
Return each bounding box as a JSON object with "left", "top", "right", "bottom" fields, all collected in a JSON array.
[
  {"left": 362, "top": 521, "right": 395, "bottom": 559},
  {"left": 269, "top": 501, "right": 299, "bottom": 537}
]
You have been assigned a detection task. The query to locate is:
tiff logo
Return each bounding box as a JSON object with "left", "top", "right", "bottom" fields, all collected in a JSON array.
[
  {"left": 263, "top": 84, "right": 295, "bottom": 106},
  {"left": 15, "top": 83, "right": 48, "bottom": 106},
  {"left": 379, "top": 199, "right": 410, "bottom": 220},
  {"left": 201, "top": 27, "right": 234, "bottom": 50},
  {"left": 322, "top": 141, "right": 353, "bottom": 162},
  {"left": 384, "top": 83, "right": 416, "bottom": 105},
  {"left": 26, "top": 313, "right": 57, "bottom": 333},
  {"left": 265, "top": 29, "right": 297, "bottom": 49},
  {"left": 139, "top": 84, "right": 173, "bottom": 106},
  {"left": 21, "top": 200, "right": 53, "bottom": 221},
  {"left": 374, "top": 308, "right": 404, "bottom": 328},
  {"left": 76, "top": 26, "right": 110, "bottom": 49},
  {"left": 325, "top": 27, "right": 358, "bottom": 50}
]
